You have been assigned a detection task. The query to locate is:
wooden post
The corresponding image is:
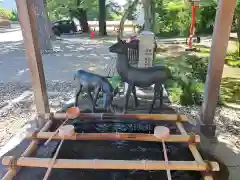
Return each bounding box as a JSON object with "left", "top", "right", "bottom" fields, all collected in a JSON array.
[
  {"left": 16, "top": 0, "right": 50, "bottom": 116},
  {"left": 200, "top": 0, "right": 236, "bottom": 137},
  {"left": 2, "top": 157, "right": 219, "bottom": 171}
]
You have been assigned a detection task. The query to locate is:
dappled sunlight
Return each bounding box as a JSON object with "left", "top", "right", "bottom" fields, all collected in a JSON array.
[
  {"left": 63, "top": 53, "right": 73, "bottom": 57},
  {"left": 16, "top": 69, "right": 29, "bottom": 76},
  {"left": 88, "top": 66, "right": 97, "bottom": 71},
  {"left": 0, "top": 41, "right": 24, "bottom": 55},
  {"left": 156, "top": 44, "right": 189, "bottom": 57},
  {"left": 76, "top": 55, "right": 85, "bottom": 58},
  {"left": 217, "top": 136, "right": 240, "bottom": 154},
  {"left": 221, "top": 77, "right": 240, "bottom": 107}
]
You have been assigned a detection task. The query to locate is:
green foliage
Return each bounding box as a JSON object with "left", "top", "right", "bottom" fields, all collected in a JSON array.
[
  {"left": 154, "top": 0, "right": 217, "bottom": 36},
  {"left": 106, "top": 1, "right": 121, "bottom": 20},
  {"left": 226, "top": 52, "right": 240, "bottom": 68},
  {"left": 156, "top": 55, "right": 207, "bottom": 105},
  {"left": 177, "top": 8, "right": 191, "bottom": 36},
  {"left": 47, "top": 0, "right": 121, "bottom": 21},
  {"left": 184, "top": 55, "right": 208, "bottom": 82},
  {"left": 198, "top": 2, "right": 217, "bottom": 34},
  {"left": 0, "top": 8, "right": 18, "bottom": 21},
  {"left": 108, "top": 75, "right": 122, "bottom": 89},
  {"left": 47, "top": 0, "right": 97, "bottom": 20},
  {"left": 124, "top": 0, "right": 137, "bottom": 20}
]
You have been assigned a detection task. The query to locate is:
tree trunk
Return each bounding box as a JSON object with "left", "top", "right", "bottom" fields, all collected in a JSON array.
[
  {"left": 118, "top": 0, "right": 139, "bottom": 40},
  {"left": 142, "top": 0, "right": 153, "bottom": 31},
  {"left": 151, "top": 0, "right": 155, "bottom": 32},
  {"left": 43, "top": 0, "right": 55, "bottom": 40},
  {"left": 77, "top": 9, "right": 89, "bottom": 33},
  {"left": 99, "top": 0, "right": 107, "bottom": 36},
  {"left": 75, "top": 0, "right": 89, "bottom": 33},
  {"left": 237, "top": 12, "right": 240, "bottom": 56},
  {"left": 33, "top": 0, "right": 52, "bottom": 52}
]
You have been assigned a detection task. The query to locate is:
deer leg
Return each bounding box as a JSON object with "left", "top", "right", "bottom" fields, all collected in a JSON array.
[
  {"left": 75, "top": 85, "right": 83, "bottom": 107},
  {"left": 149, "top": 84, "right": 160, "bottom": 113},
  {"left": 103, "top": 94, "right": 111, "bottom": 112},
  {"left": 123, "top": 83, "right": 133, "bottom": 114},
  {"left": 106, "top": 95, "right": 114, "bottom": 113},
  {"left": 159, "top": 85, "right": 164, "bottom": 109},
  {"left": 131, "top": 86, "right": 139, "bottom": 109},
  {"left": 92, "top": 86, "right": 101, "bottom": 112},
  {"left": 87, "top": 90, "right": 94, "bottom": 105}
]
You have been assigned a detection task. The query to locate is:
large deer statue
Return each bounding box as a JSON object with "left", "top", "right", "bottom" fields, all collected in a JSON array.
[{"left": 109, "top": 40, "right": 171, "bottom": 113}]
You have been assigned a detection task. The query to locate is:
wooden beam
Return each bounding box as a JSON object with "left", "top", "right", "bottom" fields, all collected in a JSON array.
[
  {"left": 176, "top": 122, "right": 215, "bottom": 180},
  {"left": 200, "top": 0, "right": 236, "bottom": 136},
  {"left": 16, "top": 0, "right": 50, "bottom": 116},
  {"left": 1, "top": 120, "right": 52, "bottom": 180},
  {"left": 2, "top": 157, "right": 220, "bottom": 171},
  {"left": 46, "top": 113, "right": 188, "bottom": 122},
  {"left": 27, "top": 132, "right": 201, "bottom": 143}
]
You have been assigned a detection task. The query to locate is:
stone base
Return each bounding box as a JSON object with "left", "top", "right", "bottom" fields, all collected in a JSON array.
[{"left": 199, "top": 124, "right": 216, "bottom": 138}]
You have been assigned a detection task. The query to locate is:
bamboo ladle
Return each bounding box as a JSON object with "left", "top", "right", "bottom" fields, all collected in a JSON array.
[
  {"left": 43, "top": 125, "right": 75, "bottom": 180},
  {"left": 154, "top": 126, "right": 172, "bottom": 180},
  {"left": 44, "top": 107, "right": 80, "bottom": 146}
]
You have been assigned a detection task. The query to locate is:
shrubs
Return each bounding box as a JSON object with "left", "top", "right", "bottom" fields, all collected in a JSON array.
[
  {"left": 0, "top": 9, "right": 18, "bottom": 21},
  {"left": 158, "top": 55, "right": 208, "bottom": 105},
  {"left": 225, "top": 52, "right": 240, "bottom": 68},
  {"left": 185, "top": 55, "right": 208, "bottom": 82}
]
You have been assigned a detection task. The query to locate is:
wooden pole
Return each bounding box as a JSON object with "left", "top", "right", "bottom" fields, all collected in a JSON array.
[
  {"left": 200, "top": 0, "right": 236, "bottom": 137},
  {"left": 2, "top": 157, "right": 219, "bottom": 171},
  {"left": 1, "top": 120, "right": 52, "bottom": 180},
  {"left": 46, "top": 113, "right": 188, "bottom": 122},
  {"left": 27, "top": 132, "right": 200, "bottom": 143},
  {"left": 16, "top": 0, "right": 50, "bottom": 116},
  {"left": 176, "top": 122, "right": 214, "bottom": 180},
  {"left": 43, "top": 139, "right": 64, "bottom": 180}
]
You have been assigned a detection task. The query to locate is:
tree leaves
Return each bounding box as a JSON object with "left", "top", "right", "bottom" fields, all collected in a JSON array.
[{"left": 47, "top": 0, "right": 97, "bottom": 20}]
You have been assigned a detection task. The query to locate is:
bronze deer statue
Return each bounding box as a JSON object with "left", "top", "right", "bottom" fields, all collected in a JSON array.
[{"left": 109, "top": 39, "right": 171, "bottom": 113}]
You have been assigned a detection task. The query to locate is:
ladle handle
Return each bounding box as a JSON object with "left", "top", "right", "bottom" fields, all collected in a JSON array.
[
  {"left": 162, "top": 140, "right": 172, "bottom": 180},
  {"left": 44, "top": 118, "right": 69, "bottom": 146},
  {"left": 43, "top": 139, "right": 64, "bottom": 180}
]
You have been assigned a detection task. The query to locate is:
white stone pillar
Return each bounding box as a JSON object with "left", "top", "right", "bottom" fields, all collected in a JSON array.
[{"left": 138, "top": 30, "right": 155, "bottom": 67}]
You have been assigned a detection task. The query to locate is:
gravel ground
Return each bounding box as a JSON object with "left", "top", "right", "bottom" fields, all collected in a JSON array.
[
  {"left": 170, "top": 104, "right": 240, "bottom": 148},
  {"left": 0, "top": 81, "right": 77, "bottom": 149}
]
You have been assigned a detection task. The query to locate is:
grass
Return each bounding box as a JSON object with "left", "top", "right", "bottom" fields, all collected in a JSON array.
[
  {"left": 221, "top": 77, "right": 240, "bottom": 106},
  {"left": 225, "top": 51, "right": 240, "bottom": 68}
]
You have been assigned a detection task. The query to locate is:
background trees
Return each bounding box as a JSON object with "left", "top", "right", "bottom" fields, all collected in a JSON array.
[
  {"left": 47, "top": 0, "right": 97, "bottom": 33},
  {"left": 3, "top": 0, "right": 240, "bottom": 45}
]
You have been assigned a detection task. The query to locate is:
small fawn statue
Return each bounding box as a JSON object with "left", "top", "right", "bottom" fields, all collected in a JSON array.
[
  {"left": 74, "top": 70, "right": 118, "bottom": 112},
  {"left": 109, "top": 39, "right": 171, "bottom": 113}
]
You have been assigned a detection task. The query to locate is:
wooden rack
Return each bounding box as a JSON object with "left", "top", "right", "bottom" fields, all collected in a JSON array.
[{"left": 1, "top": 113, "right": 219, "bottom": 180}]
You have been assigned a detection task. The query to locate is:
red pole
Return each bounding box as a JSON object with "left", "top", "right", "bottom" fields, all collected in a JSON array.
[{"left": 188, "top": 5, "right": 200, "bottom": 49}]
